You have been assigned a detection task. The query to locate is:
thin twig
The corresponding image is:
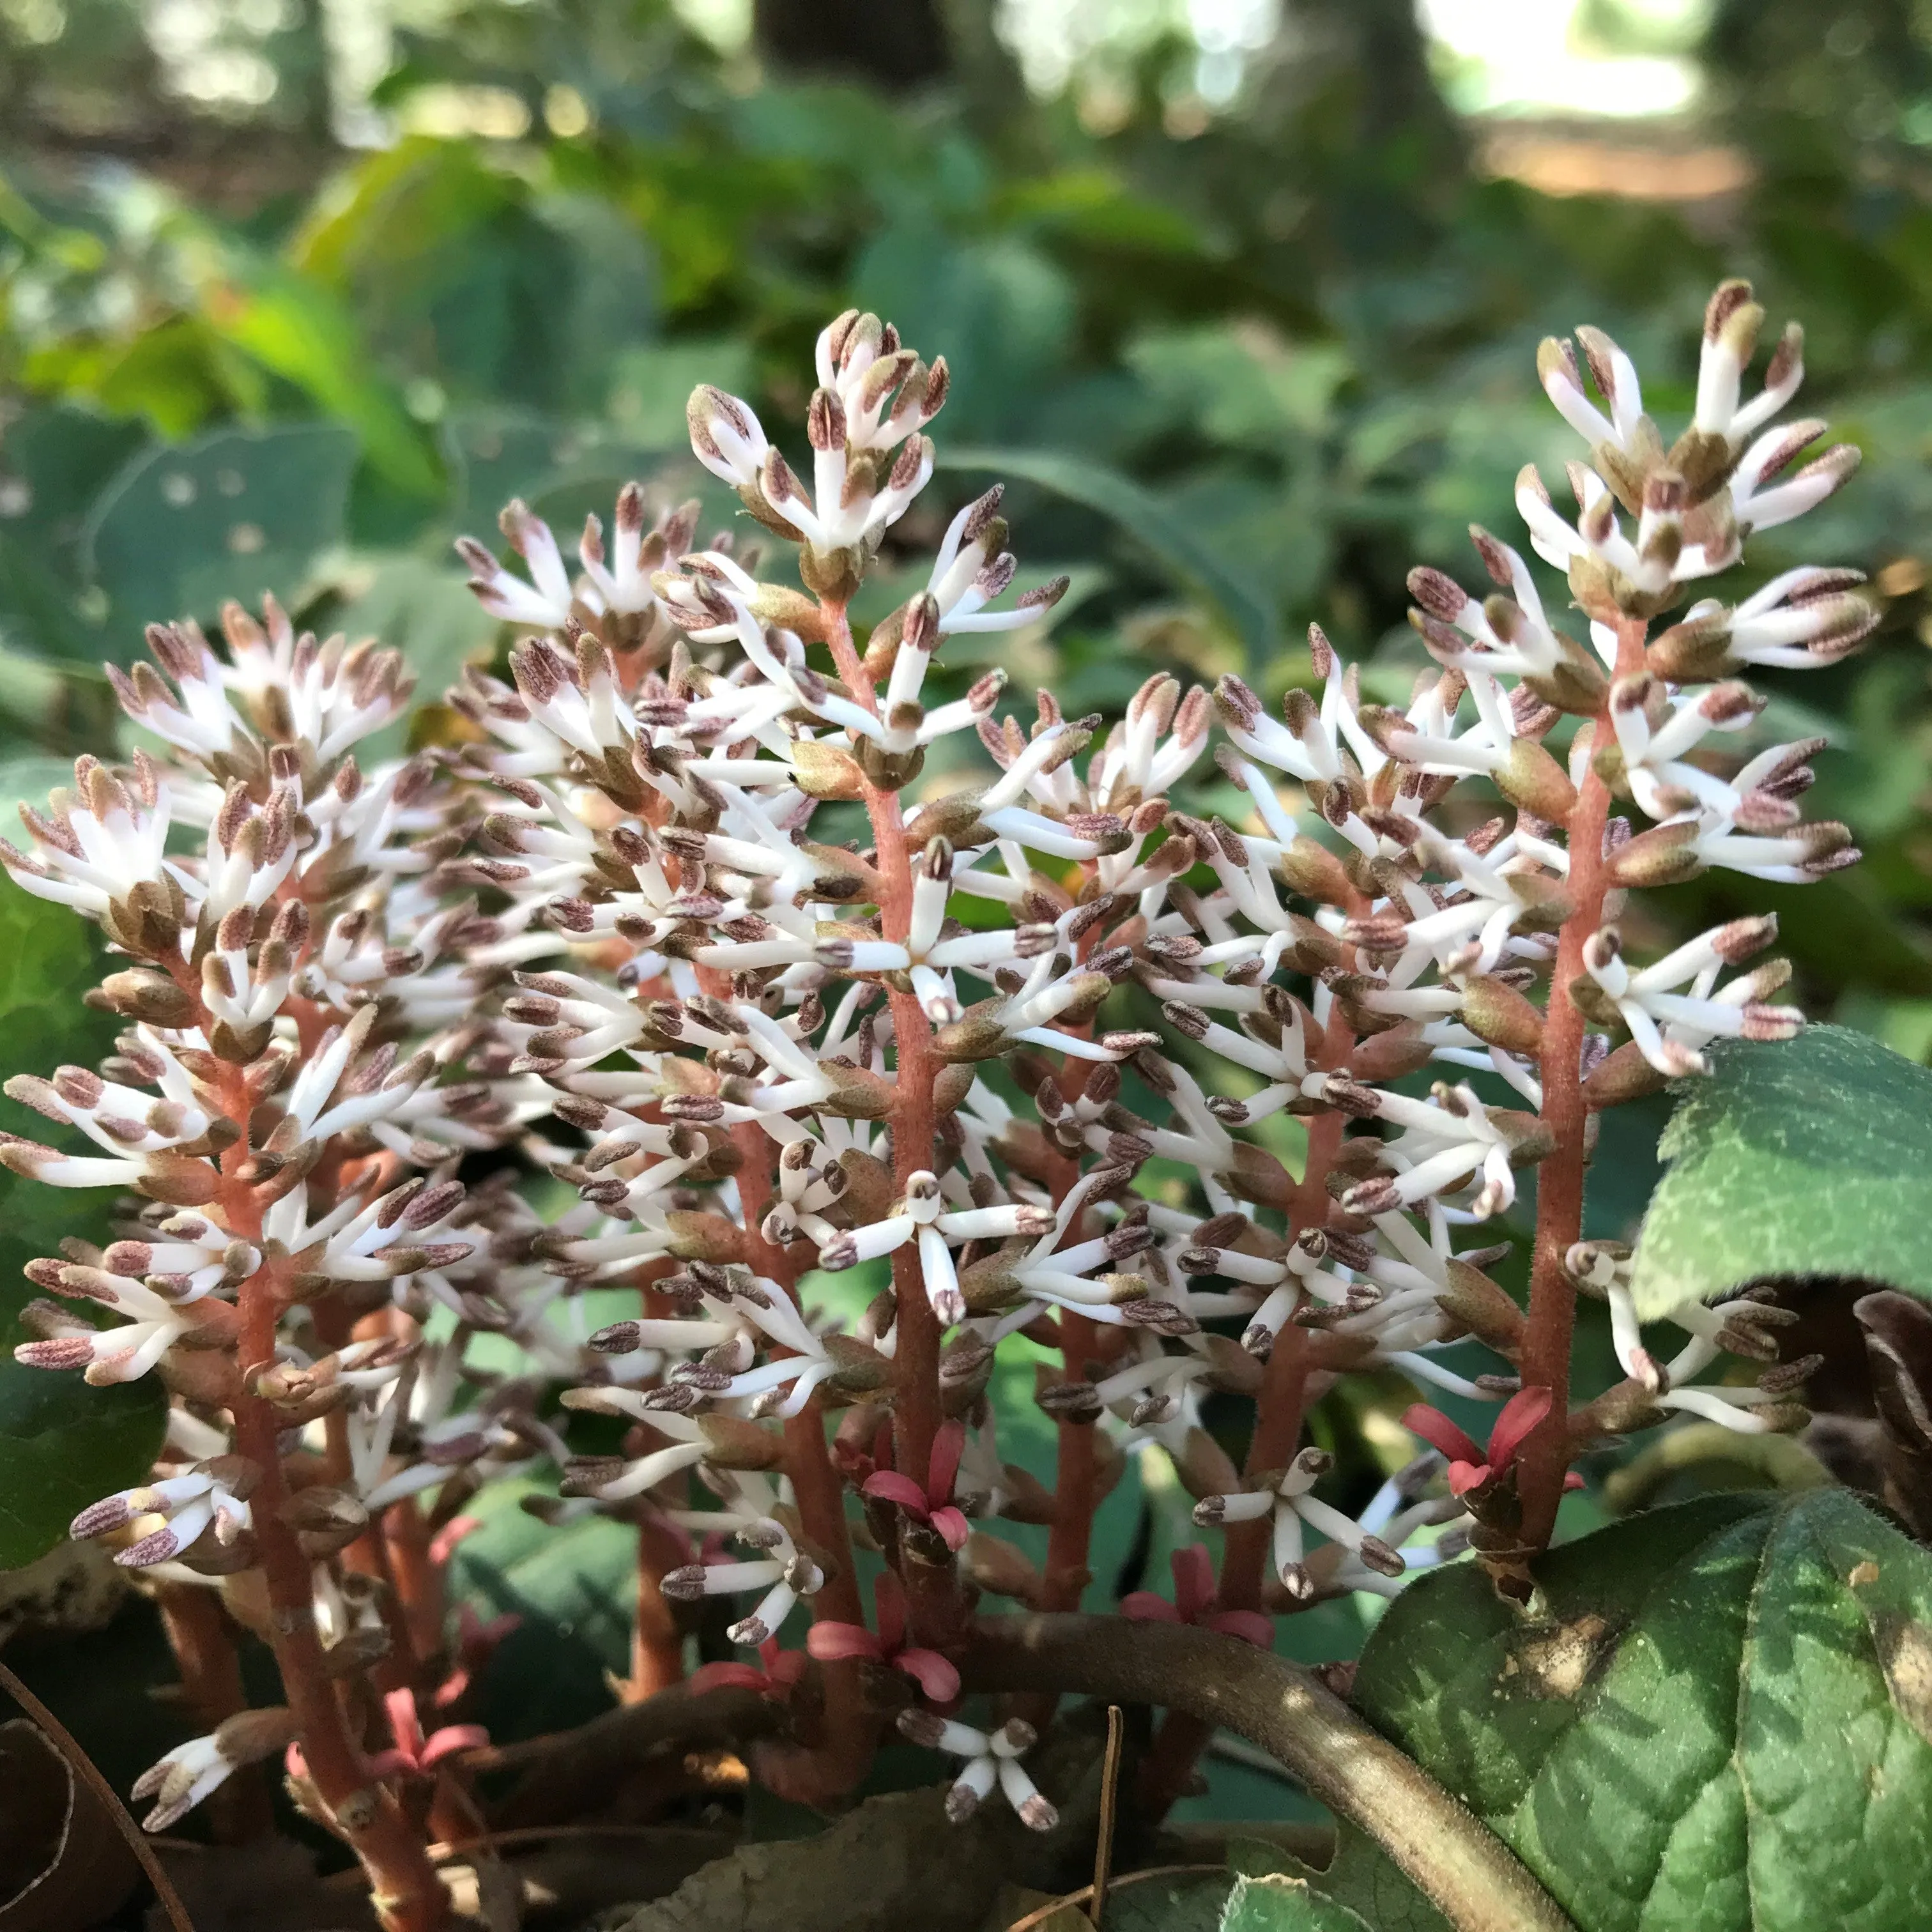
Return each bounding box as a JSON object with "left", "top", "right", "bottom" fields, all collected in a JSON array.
[
  {"left": 1089, "top": 1704, "right": 1124, "bottom": 1929},
  {"left": 1005, "top": 1866, "right": 1223, "bottom": 1932},
  {"left": 0, "top": 1653, "right": 197, "bottom": 1932}
]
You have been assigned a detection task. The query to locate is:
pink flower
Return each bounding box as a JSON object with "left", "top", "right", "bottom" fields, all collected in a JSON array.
[
  {"left": 689, "top": 1637, "right": 808, "bottom": 1700},
  {"left": 366, "top": 1690, "right": 488, "bottom": 1780},
  {"left": 1121, "top": 1545, "right": 1272, "bottom": 1646},
  {"left": 433, "top": 1604, "right": 521, "bottom": 1708},
  {"left": 427, "top": 1514, "right": 484, "bottom": 1566},
  {"left": 805, "top": 1570, "right": 960, "bottom": 1703},
  {"left": 860, "top": 1419, "right": 970, "bottom": 1552},
  {"left": 1404, "top": 1389, "right": 1575, "bottom": 1497}
]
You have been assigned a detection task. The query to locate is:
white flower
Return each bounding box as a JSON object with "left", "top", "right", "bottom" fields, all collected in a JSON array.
[
  {"left": 70, "top": 1460, "right": 254, "bottom": 1566},
  {"left": 1581, "top": 920, "right": 1798, "bottom": 1075},
  {"left": 896, "top": 1711, "right": 1057, "bottom": 1829},
  {"left": 662, "top": 1516, "right": 824, "bottom": 1645},
  {"left": 131, "top": 1710, "right": 293, "bottom": 1831},
  {"left": 1193, "top": 1447, "right": 1408, "bottom": 1602}
]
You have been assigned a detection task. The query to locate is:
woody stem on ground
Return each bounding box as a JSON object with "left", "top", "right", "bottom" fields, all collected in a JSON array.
[
  {"left": 823, "top": 598, "right": 956, "bottom": 1643},
  {"left": 965, "top": 1616, "right": 1574, "bottom": 1932},
  {"left": 1517, "top": 614, "right": 1648, "bottom": 1551}
]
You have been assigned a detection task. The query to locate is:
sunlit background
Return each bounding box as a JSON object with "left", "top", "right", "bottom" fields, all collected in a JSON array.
[
  {"left": 49, "top": 0, "right": 1721, "bottom": 142},
  {"left": 4, "top": 0, "right": 1932, "bottom": 1073}
]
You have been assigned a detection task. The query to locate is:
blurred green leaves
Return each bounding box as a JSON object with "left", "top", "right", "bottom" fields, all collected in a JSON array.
[
  {"left": 0, "top": 880, "right": 165, "bottom": 1571},
  {"left": 86, "top": 423, "right": 359, "bottom": 652}
]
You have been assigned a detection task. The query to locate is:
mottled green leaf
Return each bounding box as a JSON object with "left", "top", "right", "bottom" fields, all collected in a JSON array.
[
  {"left": 0, "top": 882, "right": 165, "bottom": 1571},
  {"left": 1629, "top": 1025, "right": 1932, "bottom": 1318},
  {"left": 1314, "top": 1827, "right": 1452, "bottom": 1932},
  {"left": 1351, "top": 1489, "right": 1932, "bottom": 1932},
  {"left": 1101, "top": 1868, "right": 1233, "bottom": 1932},
  {"left": 84, "top": 424, "right": 359, "bottom": 650}
]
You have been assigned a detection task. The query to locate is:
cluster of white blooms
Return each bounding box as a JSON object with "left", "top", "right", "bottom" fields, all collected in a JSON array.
[{"left": 1, "top": 285, "right": 1857, "bottom": 1852}]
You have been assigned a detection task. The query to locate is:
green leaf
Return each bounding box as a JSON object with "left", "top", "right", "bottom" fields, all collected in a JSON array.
[
  {"left": 937, "top": 447, "right": 1280, "bottom": 658},
  {"left": 1217, "top": 1873, "right": 1374, "bottom": 1932},
  {"left": 438, "top": 409, "right": 726, "bottom": 544},
  {"left": 609, "top": 338, "right": 753, "bottom": 449},
  {"left": 1351, "top": 1489, "right": 1932, "bottom": 1932},
  {"left": 443, "top": 1476, "right": 637, "bottom": 1740},
  {"left": 206, "top": 269, "right": 443, "bottom": 502},
  {"left": 0, "top": 756, "right": 82, "bottom": 829},
  {"left": 0, "top": 882, "right": 165, "bottom": 1571},
  {"left": 84, "top": 424, "right": 360, "bottom": 652},
  {"left": 1628, "top": 1025, "right": 1932, "bottom": 1318},
  {"left": 1315, "top": 1827, "right": 1452, "bottom": 1932},
  {"left": 1100, "top": 1868, "right": 1234, "bottom": 1931}
]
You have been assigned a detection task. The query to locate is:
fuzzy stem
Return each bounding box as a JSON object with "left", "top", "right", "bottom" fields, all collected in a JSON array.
[
  {"left": 965, "top": 1616, "right": 1574, "bottom": 1932},
  {"left": 1518, "top": 616, "right": 1648, "bottom": 1551},
  {"left": 1040, "top": 1310, "right": 1102, "bottom": 1609}
]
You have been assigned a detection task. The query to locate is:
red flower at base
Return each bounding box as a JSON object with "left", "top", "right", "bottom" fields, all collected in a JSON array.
[
  {"left": 806, "top": 1570, "right": 960, "bottom": 1703},
  {"left": 689, "top": 1637, "right": 808, "bottom": 1700},
  {"left": 1403, "top": 1389, "right": 1584, "bottom": 1498},
  {"left": 860, "top": 1418, "right": 970, "bottom": 1552},
  {"left": 1121, "top": 1545, "right": 1272, "bottom": 1646},
  {"left": 288, "top": 1690, "right": 486, "bottom": 1788}
]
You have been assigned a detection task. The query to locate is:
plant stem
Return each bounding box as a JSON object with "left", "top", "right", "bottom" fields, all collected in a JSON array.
[
  {"left": 1138, "top": 1009, "right": 1355, "bottom": 1819},
  {"left": 199, "top": 1036, "right": 448, "bottom": 1932},
  {"left": 1517, "top": 616, "right": 1646, "bottom": 1551},
  {"left": 155, "top": 1583, "right": 272, "bottom": 1841},
  {"left": 824, "top": 599, "right": 954, "bottom": 1641},
  {"left": 1040, "top": 1310, "right": 1102, "bottom": 1609},
  {"left": 964, "top": 1616, "right": 1575, "bottom": 1932},
  {"left": 0, "top": 1655, "right": 199, "bottom": 1932}
]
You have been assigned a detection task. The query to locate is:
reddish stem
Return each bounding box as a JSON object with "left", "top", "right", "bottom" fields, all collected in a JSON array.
[
  {"left": 1040, "top": 1312, "right": 1101, "bottom": 1610},
  {"left": 1138, "top": 1023, "right": 1351, "bottom": 1822},
  {"left": 187, "top": 1004, "right": 448, "bottom": 1930},
  {"left": 725, "top": 1112, "right": 874, "bottom": 1793},
  {"left": 154, "top": 1583, "right": 272, "bottom": 1841},
  {"left": 1517, "top": 615, "right": 1648, "bottom": 1549},
  {"left": 824, "top": 600, "right": 954, "bottom": 1642}
]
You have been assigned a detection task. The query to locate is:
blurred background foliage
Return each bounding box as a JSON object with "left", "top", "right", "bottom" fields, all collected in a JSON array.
[
  {"left": 6, "top": 0, "right": 1932, "bottom": 1050},
  {"left": 6, "top": 0, "right": 1932, "bottom": 1846}
]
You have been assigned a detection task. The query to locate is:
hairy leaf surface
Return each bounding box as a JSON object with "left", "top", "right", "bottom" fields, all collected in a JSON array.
[
  {"left": 1351, "top": 1490, "right": 1932, "bottom": 1932},
  {"left": 1629, "top": 1026, "right": 1932, "bottom": 1317}
]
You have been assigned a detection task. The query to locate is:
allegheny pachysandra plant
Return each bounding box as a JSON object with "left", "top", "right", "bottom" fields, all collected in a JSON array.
[{"left": 1, "top": 283, "right": 1910, "bottom": 1932}]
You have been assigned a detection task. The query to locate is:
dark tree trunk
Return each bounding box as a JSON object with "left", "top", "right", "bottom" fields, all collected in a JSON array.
[{"left": 753, "top": 0, "right": 951, "bottom": 91}]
